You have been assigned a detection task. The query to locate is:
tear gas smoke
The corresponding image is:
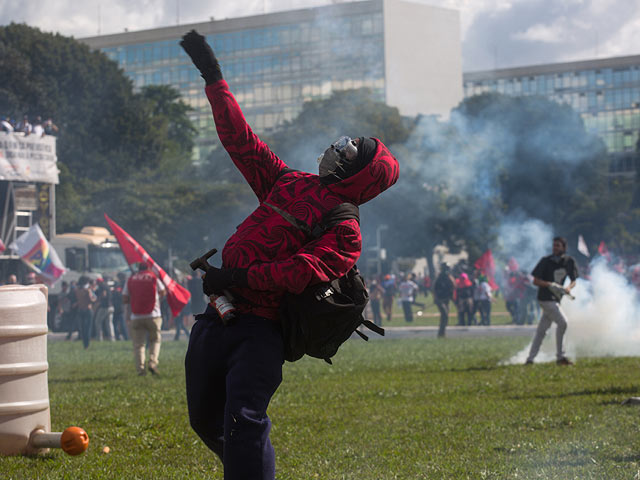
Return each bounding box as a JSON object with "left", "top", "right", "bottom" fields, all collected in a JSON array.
[
  {"left": 496, "top": 214, "right": 553, "bottom": 273},
  {"left": 505, "top": 259, "right": 640, "bottom": 365}
]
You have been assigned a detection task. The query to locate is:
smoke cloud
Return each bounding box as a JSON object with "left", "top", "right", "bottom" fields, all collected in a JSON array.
[
  {"left": 505, "top": 259, "right": 640, "bottom": 364},
  {"left": 496, "top": 214, "right": 553, "bottom": 272}
]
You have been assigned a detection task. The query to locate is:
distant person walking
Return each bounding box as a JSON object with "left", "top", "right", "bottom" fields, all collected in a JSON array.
[
  {"left": 455, "top": 273, "right": 474, "bottom": 326},
  {"left": 65, "top": 281, "right": 79, "bottom": 340},
  {"left": 93, "top": 278, "right": 115, "bottom": 341},
  {"left": 525, "top": 237, "right": 578, "bottom": 366},
  {"left": 122, "top": 263, "right": 166, "bottom": 375},
  {"left": 472, "top": 273, "right": 493, "bottom": 326},
  {"left": 57, "top": 281, "right": 73, "bottom": 334},
  {"left": 112, "top": 272, "right": 129, "bottom": 340},
  {"left": 368, "top": 279, "right": 385, "bottom": 327},
  {"left": 398, "top": 274, "right": 419, "bottom": 323},
  {"left": 381, "top": 274, "right": 396, "bottom": 323},
  {"left": 434, "top": 263, "right": 455, "bottom": 337},
  {"left": 75, "top": 276, "right": 97, "bottom": 349}
]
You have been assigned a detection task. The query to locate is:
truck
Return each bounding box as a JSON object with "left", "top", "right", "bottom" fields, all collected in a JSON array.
[
  {"left": 41, "top": 226, "right": 128, "bottom": 332},
  {"left": 49, "top": 226, "right": 129, "bottom": 294}
]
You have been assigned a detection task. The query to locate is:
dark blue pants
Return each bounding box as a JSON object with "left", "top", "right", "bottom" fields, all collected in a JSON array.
[
  {"left": 185, "top": 307, "right": 283, "bottom": 480},
  {"left": 78, "top": 309, "right": 93, "bottom": 349},
  {"left": 401, "top": 300, "right": 413, "bottom": 322}
]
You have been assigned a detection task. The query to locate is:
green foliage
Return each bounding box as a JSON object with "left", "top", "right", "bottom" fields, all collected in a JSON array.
[
  {"left": 2, "top": 337, "right": 639, "bottom": 479},
  {"left": 0, "top": 23, "right": 256, "bottom": 262},
  {"left": 0, "top": 23, "right": 149, "bottom": 181}
]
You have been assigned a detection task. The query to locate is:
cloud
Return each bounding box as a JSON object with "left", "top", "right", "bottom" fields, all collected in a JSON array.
[
  {"left": 512, "top": 23, "right": 567, "bottom": 44},
  {"left": 462, "top": 0, "right": 640, "bottom": 71},
  {"left": 0, "top": 0, "right": 330, "bottom": 37},
  {"left": 2, "top": 0, "right": 640, "bottom": 71}
]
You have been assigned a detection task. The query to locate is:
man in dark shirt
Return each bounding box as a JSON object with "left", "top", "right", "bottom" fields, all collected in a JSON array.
[
  {"left": 434, "top": 263, "right": 455, "bottom": 337},
  {"left": 525, "top": 236, "right": 578, "bottom": 365}
]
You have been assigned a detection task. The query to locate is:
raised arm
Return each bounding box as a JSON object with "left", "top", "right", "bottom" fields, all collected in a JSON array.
[{"left": 180, "top": 30, "right": 286, "bottom": 201}]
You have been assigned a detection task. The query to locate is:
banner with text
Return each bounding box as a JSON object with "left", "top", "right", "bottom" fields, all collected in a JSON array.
[{"left": 0, "top": 132, "right": 59, "bottom": 184}]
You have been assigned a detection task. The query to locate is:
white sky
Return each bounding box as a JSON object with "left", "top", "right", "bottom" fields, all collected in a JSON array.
[{"left": 2, "top": 0, "right": 640, "bottom": 71}]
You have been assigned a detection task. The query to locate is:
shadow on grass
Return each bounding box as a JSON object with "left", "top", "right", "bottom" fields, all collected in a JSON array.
[
  {"left": 493, "top": 447, "right": 595, "bottom": 467},
  {"left": 50, "top": 374, "right": 123, "bottom": 384},
  {"left": 443, "top": 364, "right": 505, "bottom": 373},
  {"left": 609, "top": 454, "right": 640, "bottom": 462},
  {"left": 509, "top": 386, "right": 639, "bottom": 401}
]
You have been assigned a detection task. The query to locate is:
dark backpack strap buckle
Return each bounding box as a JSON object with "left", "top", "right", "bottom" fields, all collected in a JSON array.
[{"left": 362, "top": 319, "right": 385, "bottom": 336}]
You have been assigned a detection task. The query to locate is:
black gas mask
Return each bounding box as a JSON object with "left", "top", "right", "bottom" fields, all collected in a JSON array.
[{"left": 317, "top": 136, "right": 376, "bottom": 183}]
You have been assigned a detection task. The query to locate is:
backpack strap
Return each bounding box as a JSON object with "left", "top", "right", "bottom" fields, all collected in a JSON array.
[
  {"left": 354, "top": 318, "right": 385, "bottom": 342},
  {"left": 269, "top": 167, "right": 359, "bottom": 239},
  {"left": 264, "top": 199, "right": 359, "bottom": 241},
  {"left": 263, "top": 202, "right": 312, "bottom": 236},
  {"left": 311, "top": 203, "right": 359, "bottom": 239},
  {"left": 362, "top": 319, "right": 385, "bottom": 336}
]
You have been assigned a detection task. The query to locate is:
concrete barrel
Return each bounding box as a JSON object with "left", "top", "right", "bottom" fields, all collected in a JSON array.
[{"left": 0, "top": 284, "right": 50, "bottom": 455}]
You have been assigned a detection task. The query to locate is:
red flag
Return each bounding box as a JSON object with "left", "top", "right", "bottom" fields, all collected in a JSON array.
[
  {"left": 104, "top": 214, "right": 190, "bottom": 317},
  {"left": 474, "top": 249, "right": 499, "bottom": 290},
  {"left": 0, "top": 238, "right": 5, "bottom": 253},
  {"left": 597, "top": 241, "right": 611, "bottom": 261},
  {"left": 507, "top": 257, "right": 519, "bottom": 272}
]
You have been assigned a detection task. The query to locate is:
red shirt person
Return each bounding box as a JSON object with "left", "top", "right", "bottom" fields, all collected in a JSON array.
[{"left": 122, "top": 263, "right": 166, "bottom": 375}]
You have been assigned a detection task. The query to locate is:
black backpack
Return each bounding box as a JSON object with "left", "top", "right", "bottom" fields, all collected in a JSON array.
[{"left": 268, "top": 170, "right": 384, "bottom": 364}]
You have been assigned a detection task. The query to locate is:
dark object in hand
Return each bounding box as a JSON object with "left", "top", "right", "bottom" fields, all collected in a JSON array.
[{"left": 190, "top": 248, "right": 218, "bottom": 273}]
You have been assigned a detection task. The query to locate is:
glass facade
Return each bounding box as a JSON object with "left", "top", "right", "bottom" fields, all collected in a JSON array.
[
  {"left": 99, "top": 11, "right": 385, "bottom": 158},
  {"left": 463, "top": 60, "right": 640, "bottom": 176}
]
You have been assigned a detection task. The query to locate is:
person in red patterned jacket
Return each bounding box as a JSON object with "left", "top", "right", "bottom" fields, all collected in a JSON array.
[{"left": 180, "top": 30, "right": 399, "bottom": 480}]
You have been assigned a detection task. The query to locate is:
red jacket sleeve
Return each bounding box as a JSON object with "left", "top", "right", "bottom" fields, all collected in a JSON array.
[
  {"left": 205, "top": 80, "right": 287, "bottom": 202},
  {"left": 247, "top": 219, "right": 361, "bottom": 294}
]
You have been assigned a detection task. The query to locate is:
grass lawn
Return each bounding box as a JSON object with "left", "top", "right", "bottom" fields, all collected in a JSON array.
[{"left": 3, "top": 335, "right": 640, "bottom": 479}]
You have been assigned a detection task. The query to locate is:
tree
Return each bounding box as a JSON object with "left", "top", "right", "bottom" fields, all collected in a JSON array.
[{"left": 0, "top": 23, "right": 257, "bottom": 264}]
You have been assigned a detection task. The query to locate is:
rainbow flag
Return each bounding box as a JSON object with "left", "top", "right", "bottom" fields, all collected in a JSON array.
[{"left": 9, "top": 223, "right": 66, "bottom": 285}]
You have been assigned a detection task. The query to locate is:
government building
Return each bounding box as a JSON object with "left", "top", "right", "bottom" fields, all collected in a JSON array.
[
  {"left": 464, "top": 55, "right": 640, "bottom": 179},
  {"left": 81, "top": 0, "right": 463, "bottom": 160}
]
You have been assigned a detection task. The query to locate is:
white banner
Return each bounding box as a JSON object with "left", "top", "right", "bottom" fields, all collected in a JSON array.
[
  {"left": 0, "top": 132, "right": 59, "bottom": 184},
  {"left": 577, "top": 234, "right": 590, "bottom": 258}
]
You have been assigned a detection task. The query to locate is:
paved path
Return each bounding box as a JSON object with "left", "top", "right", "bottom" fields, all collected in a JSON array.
[
  {"left": 380, "top": 324, "right": 536, "bottom": 339},
  {"left": 47, "top": 324, "right": 536, "bottom": 343}
]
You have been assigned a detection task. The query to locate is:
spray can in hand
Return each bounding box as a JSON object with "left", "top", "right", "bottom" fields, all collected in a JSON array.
[
  {"left": 190, "top": 248, "right": 236, "bottom": 325},
  {"left": 209, "top": 292, "right": 236, "bottom": 324}
]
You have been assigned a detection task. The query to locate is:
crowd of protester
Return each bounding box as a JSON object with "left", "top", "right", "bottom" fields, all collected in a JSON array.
[
  {"left": 0, "top": 114, "right": 59, "bottom": 136},
  {"left": 367, "top": 248, "right": 640, "bottom": 330},
  {"left": 0, "top": 269, "right": 209, "bottom": 345},
  {"left": 4, "top": 247, "right": 640, "bottom": 338},
  {"left": 366, "top": 262, "right": 539, "bottom": 328}
]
